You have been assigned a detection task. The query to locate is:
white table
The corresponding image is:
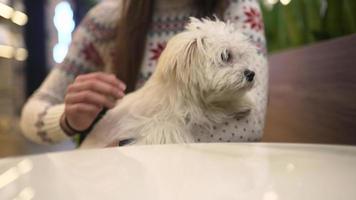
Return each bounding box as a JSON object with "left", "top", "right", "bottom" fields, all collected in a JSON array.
[{"left": 0, "top": 143, "right": 355, "bottom": 200}]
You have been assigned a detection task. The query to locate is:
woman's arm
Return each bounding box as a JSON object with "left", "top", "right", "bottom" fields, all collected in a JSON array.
[{"left": 20, "top": 1, "right": 122, "bottom": 144}]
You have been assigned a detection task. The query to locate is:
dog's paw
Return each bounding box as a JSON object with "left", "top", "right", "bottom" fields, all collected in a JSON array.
[
  {"left": 233, "top": 108, "right": 251, "bottom": 120},
  {"left": 233, "top": 94, "right": 254, "bottom": 120}
]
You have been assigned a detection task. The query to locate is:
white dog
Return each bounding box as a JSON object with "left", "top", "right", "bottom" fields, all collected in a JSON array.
[{"left": 80, "top": 18, "right": 257, "bottom": 148}]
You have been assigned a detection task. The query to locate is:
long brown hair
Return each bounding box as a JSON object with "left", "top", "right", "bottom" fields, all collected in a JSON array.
[{"left": 114, "top": 0, "right": 228, "bottom": 92}]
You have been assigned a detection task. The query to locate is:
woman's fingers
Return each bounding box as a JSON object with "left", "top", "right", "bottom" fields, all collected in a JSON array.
[
  {"left": 65, "top": 90, "right": 116, "bottom": 109},
  {"left": 63, "top": 72, "right": 126, "bottom": 133},
  {"left": 65, "top": 72, "right": 126, "bottom": 109},
  {"left": 67, "top": 80, "right": 125, "bottom": 99},
  {"left": 75, "top": 72, "right": 126, "bottom": 91}
]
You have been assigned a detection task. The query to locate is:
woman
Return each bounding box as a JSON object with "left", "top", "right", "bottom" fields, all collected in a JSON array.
[{"left": 20, "top": 0, "right": 268, "bottom": 145}]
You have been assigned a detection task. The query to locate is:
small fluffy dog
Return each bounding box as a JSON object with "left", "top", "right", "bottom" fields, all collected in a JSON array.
[{"left": 80, "top": 18, "right": 257, "bottom": 148}]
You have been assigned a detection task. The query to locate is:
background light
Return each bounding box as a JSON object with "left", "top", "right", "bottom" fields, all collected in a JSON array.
[
  {"left": 266, "top": 0, "right": 278, "bottom": 5},
  {"left": 53, "top": 43, "right": 68, "bottom": 63},
  {"left": 0, "top": 3, "right": 13, "bottom": 19},
  {"left": 15, "top": 48, "right": 28, "bottom": 61},
  {"left": 53, "top": 1, "right": 75, "bottom": 63},
  {"left": 280, "top": 0, "right": 292, "bottom": 6},
  {"left": 0, "top": 44, "right": 14, "bottom": 59},
  {"left": 11, "top": 10, "right": 28, "bottom": 26}
]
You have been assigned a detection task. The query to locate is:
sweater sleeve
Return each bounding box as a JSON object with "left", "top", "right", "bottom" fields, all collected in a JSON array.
[{"left": 20, "top": 1, "right": 120, "bottom": 144}]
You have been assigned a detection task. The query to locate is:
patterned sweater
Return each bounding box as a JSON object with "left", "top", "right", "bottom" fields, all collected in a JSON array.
[{"left": 20, "top": 0, "right": 268, "bottom": 145}]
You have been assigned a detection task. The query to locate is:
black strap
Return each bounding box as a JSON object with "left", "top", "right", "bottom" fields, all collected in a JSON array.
[{"left": 78, "top": 108, "right": 108, "bottom": 144}]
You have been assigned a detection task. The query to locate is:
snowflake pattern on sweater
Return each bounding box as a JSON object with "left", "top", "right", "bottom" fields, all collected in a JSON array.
[{"left": 20, "top": 0, "right": 268, "bottom": 145}]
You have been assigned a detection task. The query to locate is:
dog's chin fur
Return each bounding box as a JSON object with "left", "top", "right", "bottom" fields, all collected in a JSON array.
[{"left": 80, "top": 18, "right": 258, "bottom": 149}]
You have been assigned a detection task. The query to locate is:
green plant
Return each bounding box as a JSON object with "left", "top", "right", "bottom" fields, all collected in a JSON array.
[{"left": 261, "top": 0, "right": 356, "bottom": 53}]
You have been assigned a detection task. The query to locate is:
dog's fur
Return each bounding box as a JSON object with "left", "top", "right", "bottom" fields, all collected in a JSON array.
[{"left": 80, "top": 18, "right": 257, "bottom": 148}]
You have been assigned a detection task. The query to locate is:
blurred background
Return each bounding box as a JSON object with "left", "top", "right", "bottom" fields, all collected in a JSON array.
[
  {"left": 0, "top": 0, "right": 355, "bottom": 157},
  {"left": 261, "top": 0, "right": 356, "bottom": 52}
]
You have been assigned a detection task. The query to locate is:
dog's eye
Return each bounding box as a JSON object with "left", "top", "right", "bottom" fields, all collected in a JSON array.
[{"left": 221, "top": 49, "right": 232, "bottom": 63}]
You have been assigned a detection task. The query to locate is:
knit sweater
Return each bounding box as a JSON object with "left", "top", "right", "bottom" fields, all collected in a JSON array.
[{"left": 20, "top": 0, "right": 268, "bottom": 145}]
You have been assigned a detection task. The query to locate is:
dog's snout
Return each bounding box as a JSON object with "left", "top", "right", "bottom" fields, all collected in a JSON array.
[{"left": 244, "top": 70, "right": 255, "bottom": 82}]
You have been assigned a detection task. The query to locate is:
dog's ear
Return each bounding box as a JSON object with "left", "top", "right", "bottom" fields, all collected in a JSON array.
[{"left": 155, "top": 34, "right": 203, "bottom": 85}]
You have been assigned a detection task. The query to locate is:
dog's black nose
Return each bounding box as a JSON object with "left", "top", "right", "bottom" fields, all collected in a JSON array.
[{"left": 244, "top": 70, "right": 255, "bottom": 82}]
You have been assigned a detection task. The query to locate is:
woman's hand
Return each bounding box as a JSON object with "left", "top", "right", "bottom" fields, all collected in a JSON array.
[{"left": 61, "top": 72, "right": 126, "bottom": 134}]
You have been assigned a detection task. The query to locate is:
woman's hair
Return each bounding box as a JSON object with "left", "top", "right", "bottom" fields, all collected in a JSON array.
[{"left": 114, "top": 0, "right": 228, "bottom": 92}]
